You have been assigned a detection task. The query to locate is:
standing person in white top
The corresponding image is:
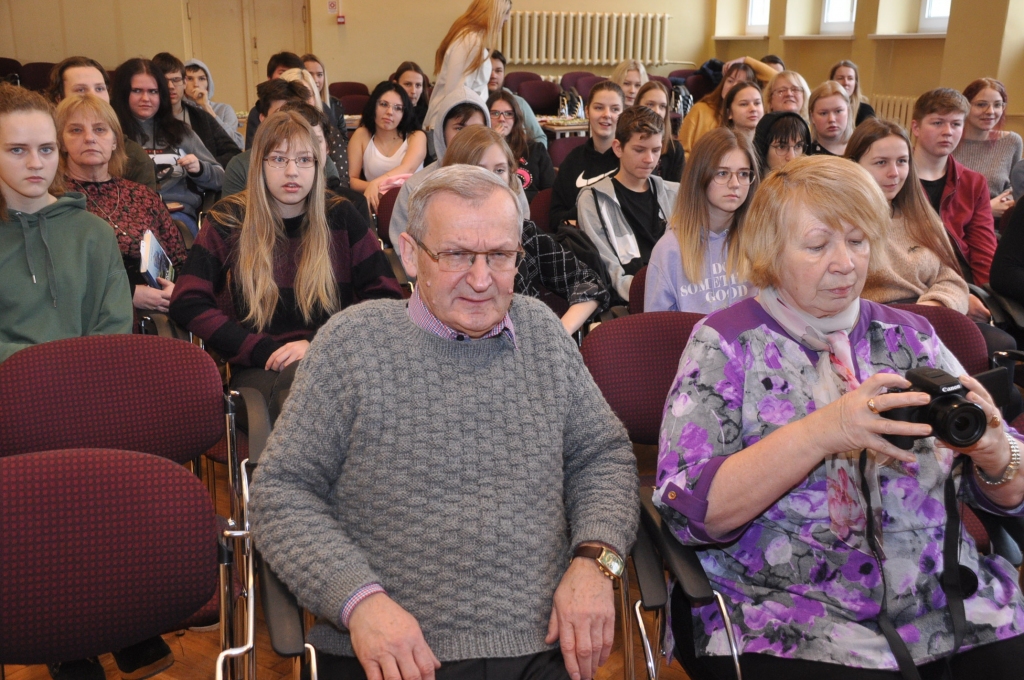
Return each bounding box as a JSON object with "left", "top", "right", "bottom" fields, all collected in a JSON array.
[
  {"left": 645, "top": 127, "right": 759, "bottom": 314},
  {"left": 348, "top": 82, "right": 426, "bottom": 211},
  {"left": 424, "top": 0, "right": 511, "bottom": 133}
]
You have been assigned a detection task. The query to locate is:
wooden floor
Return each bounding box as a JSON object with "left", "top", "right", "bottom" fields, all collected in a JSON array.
[{"left": 4, "top": 451, "right": 690, "bottom": 680}]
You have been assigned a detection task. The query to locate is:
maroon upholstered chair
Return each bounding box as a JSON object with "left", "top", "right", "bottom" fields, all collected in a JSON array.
[
  {"left": 340, "top": 94, "right": 370, "bottom": 118},
  {"left": 559, "top": 70, "right": 595, "bottom": 93},
  {"left": 529, "top": 188, "right": 553, "bottom": 233},
  {"left": 890, "top": 303, "right": 988, "bottom": 375},
  {"left": 548, "top": 135, "right": 587, "bottom": 169},
  {"left": 649, "top": 74, "right": 673, "bottom": 91},
  {"left": 375, "top": 185, "right": 401, "bottom": 247},
  {"left": 328, "top": 81, "right": 369, "bottom": 99},
  {"left": 577, "top": 75, "right": 609, "bottom": 104},
  {"left": 684, "top": 73, "right": 713, "bottom": 102},
  {"left": 669, "top": 68, "right": 696, "bottom": 80},
  {"left": 629, "top": 265, "right": 648, "bottom": 315},
  {"left": 503, "top": 70, "right": 542, "bottom": 94},
  {"left": 0, "top": 335, "right": 224, "bottom": 463},
  {"left": 0, "top": 449, "right": 219, "bottom": 665},
  {"left": 18, "top": 61, "right": 55, "bottom": 92},
  {"left": 518, "top": 79, "right": 561, "bottom": 115},
  {"left": 0, "top": 57, "right": 21, "bottom": 83},
  {"left": 582, "top": 311, "right": 702, "bottom": 446}
]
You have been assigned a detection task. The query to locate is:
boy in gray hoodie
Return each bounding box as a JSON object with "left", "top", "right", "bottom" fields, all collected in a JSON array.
[{"left": 184, "top": 59, "right": 244, "bottom": 148}]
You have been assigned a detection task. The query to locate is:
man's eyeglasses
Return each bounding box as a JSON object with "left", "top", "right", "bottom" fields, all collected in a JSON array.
[
  {"left": 166, "top": 77, "right": 184, "bottom": 86},
  {"left": 414, "top": 237, "right": 524, "bottom": 273},
  {"left": 711, "top": 169, "right": 755, "bottom": 185},
  {"left": 489, "top": 110, "right": 515, "bottom": 120},
  {"left": 264, "top": 155, "right": 317, "bottom": 169}
]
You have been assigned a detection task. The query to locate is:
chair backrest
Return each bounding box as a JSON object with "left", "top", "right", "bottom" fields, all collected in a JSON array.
[
  {"left": 503, "top": 71, "right": 542, "bottom": 94},
  {"left": 649, "top": 74, "right": 673, "bottom": 91},
  {"left": 0, "top": 448, "right": 217, "bottom": 665},
  {"left": 518, "top": 79, "right": 561, "bottom": 116},
  {"left": 0, "top": 335, "right": 224, "bottom": 463},
  {"left": 684, "top": 73, "right": 713, "bottom": 102},
  {"left": 629, "top": 265, "right": 648, "bottom": 314},
  {"left": 339, "top": 93, "right": 369, "bottom": 117},
  {"left": 375, "top": 185, "right": 401, "bottom": 246},
  {"left": 18, "top": 61, "right": 54, "bottom": 92},
  {"left": 890, "top": 303, "right": 988, "bottom": 375},
  {"left": 0, "top": 57, "right": 21, "bottom": 80},
  {"left": 581, "top": 311, "right": 704, "bottom": 445},
  {"left": 548, "top": 135, "right": 587, "bottom": 169},
  {"left": 328, "top": 81, "right": 369, "bottom": 99},
  {"left": 560, "top": 70, "right": 595, "bottom": 93},
  {"left": 669, "top": 68, "right": 696, "bottom": 80},
  {"left": 530, "top": 188, "right": 553, "bottom": 233},
  {"left": 577, "top": 75, "right": 609, "bottom": 104}
]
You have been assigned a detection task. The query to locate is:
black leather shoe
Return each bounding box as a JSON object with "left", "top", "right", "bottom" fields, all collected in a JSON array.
[
  {"left": 112, "top": 636, "right": 174, "bottom": 680},
  {"left": 47, "top": 657, "right": 105, "bottom": 680}
]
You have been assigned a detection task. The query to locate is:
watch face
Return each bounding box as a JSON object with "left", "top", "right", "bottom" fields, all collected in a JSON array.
[{"left": 598, "top": 549, "right": 625, "bottom": 577}]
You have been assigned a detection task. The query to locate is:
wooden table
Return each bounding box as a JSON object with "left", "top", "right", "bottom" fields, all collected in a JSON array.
[{"left": 539, "top": 117, "right": 589, "bottom": 138}]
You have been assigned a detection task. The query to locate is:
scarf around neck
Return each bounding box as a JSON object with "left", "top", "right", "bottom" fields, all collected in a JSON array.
[{"left": 757, "top": 287, "right": 885, "bottom": 556}]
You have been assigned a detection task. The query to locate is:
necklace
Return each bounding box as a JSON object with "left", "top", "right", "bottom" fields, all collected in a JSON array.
[{"left": 75, "top": 179, "right": 126, "bottom": 238}]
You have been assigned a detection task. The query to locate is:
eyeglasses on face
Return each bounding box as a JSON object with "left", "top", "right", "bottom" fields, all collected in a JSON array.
[
  {"left": 489, "top": 110, "right": 515, "bottom": 120},
  {"left": 377, "top": 100, "right": 404, "bottom": 113},
  {"left": 166, "top": 76, "right": 183, "bottom": 85},
  {"left": 413, "top": 237, "right": 524, "bottom": 273},
  {"left": 711, "top": 169, "right": 754, "bottom": 185},
  {"left": 772, "top": 86, "right": 802, "bottom": 97},
  {"left": 263, "top": 154, "right": 317, "bottom": 169},
  {"left": 769, "top": 142, "right": 807, "bottom": 157},
  {"left": 972, "top": 100, "right": 1005, "bottom": 111}
]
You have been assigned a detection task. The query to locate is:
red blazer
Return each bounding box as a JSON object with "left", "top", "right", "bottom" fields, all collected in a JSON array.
[{"left": 935, "top": 157, "right": 997, "bottom": 286}]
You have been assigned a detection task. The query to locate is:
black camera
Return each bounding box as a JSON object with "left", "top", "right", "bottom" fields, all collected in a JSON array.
[{"left": 881, "top": 367, "right": 987, "bottom": 450}]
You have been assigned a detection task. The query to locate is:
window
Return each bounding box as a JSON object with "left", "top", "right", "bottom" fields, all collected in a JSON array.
[
  {"left": 919, "top": 0, "right": 950, "bottom": 33},
  {"left": 821, "top": 0, "right": 856, "bottom": 34},
  {"left": 747, "top": 0, "right": 770, "bottom": 36}
]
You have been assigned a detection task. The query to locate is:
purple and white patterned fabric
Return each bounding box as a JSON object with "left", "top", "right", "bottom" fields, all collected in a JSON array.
[{"left": 654, "top": 297, "right": 1024, "bottom": 669}]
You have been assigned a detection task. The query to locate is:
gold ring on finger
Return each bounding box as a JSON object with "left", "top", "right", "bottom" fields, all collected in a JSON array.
[
  {"left": 867, "top": 398, "right": 880, "bottom": 415},
  {"left": 989, "top": 413, "right": 1002, "bottom": 428}
]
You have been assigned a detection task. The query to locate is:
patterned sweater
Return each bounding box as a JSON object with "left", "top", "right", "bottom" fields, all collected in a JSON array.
[
  {"left": 655, "top": 298, "right": 1024, "bottom": 669},
  {"left": 249, "top": 296, "right": 639, "bottom": 660},
  {"left": 952, "top": 133, "right": 1024, "bottom": 198},
  {"left": 169, "top": 198, "right": 402, "bottom": 368},
  {"left": 66, "top": 176, "right": 187, "bottom": 295}
]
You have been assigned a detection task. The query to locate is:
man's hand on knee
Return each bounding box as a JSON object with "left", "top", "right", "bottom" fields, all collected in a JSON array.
[
  {"left": 348, "top": 593, "right": 441, "bottom": 680},
  {"left": 545, "top": 555, "right": 616, "bottom": 680}
]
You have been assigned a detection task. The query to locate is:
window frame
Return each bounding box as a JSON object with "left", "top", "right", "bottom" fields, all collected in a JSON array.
[
  {"left": 820, "top": 0, "right": 857, "bottom": 35},
  {"left": 918, "top": 0, "right": 950, "bottom": 33},
  {"left": 746, "top": 0, "right": 770, "bottom": 36}
]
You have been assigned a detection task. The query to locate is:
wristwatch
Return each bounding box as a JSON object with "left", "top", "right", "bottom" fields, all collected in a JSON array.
[
  {"left": 976, "top": 435, "right": 1021, "bottom": 486},
  {"left": 573, "top": 545, "right": 625, "bottom": 580}
]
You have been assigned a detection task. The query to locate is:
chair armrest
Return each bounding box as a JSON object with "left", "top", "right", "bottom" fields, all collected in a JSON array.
[
  {"left": 256, "top": 551, "right": 308, "bottom": 658},
  {"left": 383, "top": 247, "right": 414, "bottom": 297},
  {"left": 970, "top": 285, "right": 1009, "bottom": 326},
  {"left": 233, "top": 388, "right": 271, "bottom": 467},
  {"left": 631, "top": 505, "right": 668, "bottom": 611},
  {"left": 986, "top": 286, "right": 1024, "bottom": 329},
  {"left": 640, "top": 492, "right": 715, "bottom": 607},
  {"left": 139, "top": 313, "right": 192, "bottom": 341}
]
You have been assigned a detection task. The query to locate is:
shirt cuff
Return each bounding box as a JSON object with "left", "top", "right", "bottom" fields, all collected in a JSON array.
[
  {"left": 659, "top": 456, "right": 750, "bottom": 544},
  {"left": 340, "top": 582, "right": 386, "bottom": 629}
]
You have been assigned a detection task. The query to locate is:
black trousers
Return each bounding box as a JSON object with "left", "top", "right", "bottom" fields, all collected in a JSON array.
[
  {"left": 308, "top": 649, "right": 570, "bottom": 680},
  {"left": 671, "top": 584, "right": 1024, "bottom": 680}
]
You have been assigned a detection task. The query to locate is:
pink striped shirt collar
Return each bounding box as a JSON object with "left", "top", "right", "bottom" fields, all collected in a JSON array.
[{"left": 407, "top": 288, "right": 517, "bottom": 346}]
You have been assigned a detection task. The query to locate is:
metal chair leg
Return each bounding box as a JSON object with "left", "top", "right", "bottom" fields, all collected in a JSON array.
[
  {"left": 713, "top": 590, "right": 742, "bottom": 680},
  {"left": 619, "top": 567, "right": 635, "bottom": 680}
]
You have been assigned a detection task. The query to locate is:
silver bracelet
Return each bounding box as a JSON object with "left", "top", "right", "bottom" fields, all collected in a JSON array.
[{"left": 975, "top": 435, "right": 1021, "bottom": 486}]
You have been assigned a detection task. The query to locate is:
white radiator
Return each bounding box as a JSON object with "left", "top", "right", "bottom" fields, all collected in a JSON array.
[
  {"left": 498, "top": 11, "right": 672, "bottom": 67},
  {"left": 873, "top": 95, "right": 917, "bottom": 130}
]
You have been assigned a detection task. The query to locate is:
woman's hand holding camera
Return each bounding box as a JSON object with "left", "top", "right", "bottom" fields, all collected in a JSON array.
[
  {"left": 944, "top": 374, "right": 1012, "bottom": 478},
  {"left": 816, "top": 372, "right": 933, "bottom": 463}
]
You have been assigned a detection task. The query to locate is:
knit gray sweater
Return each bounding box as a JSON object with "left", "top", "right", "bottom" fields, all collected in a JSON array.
[
  {"left": 952, "top": 133, "right": 1023, "bottom": 197},
  {"left": 250, "top": 296, "right": 639, "bottom": 660}
]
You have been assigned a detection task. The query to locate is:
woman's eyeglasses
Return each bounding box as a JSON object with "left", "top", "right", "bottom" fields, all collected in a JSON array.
[
  {"left": 377, "top": 100, "right": 404, "bottom": 113},
  {"left": 489, "top": 110, "right": 516, "bottom": 120},
  {"left": 264, "top": 155, "right": 317, "bottom": 169},
  {"left": 711, "top": 169, "right": 754, "bottom": 185},
  {"left": 769, "top": 142, "right": 807, "bottom": 157}
]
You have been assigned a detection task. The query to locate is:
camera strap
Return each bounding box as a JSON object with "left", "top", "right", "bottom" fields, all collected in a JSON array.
[{"left": 858, "top": 452, "right": 973, "bottom": 680}]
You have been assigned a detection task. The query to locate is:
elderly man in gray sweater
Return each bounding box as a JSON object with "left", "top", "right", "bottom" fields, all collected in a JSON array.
[{"left": 250, "top": 165, "right": 639, "bottom": 680}]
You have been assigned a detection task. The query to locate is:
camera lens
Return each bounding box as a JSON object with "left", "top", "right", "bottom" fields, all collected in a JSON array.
[{"left": 930, "top": 397, "right": 986, "bottom": 447}]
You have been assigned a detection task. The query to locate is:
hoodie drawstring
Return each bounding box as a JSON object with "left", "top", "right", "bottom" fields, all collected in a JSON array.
[{"left": 18, "top": 212, "right": 58, "bottom": 307}]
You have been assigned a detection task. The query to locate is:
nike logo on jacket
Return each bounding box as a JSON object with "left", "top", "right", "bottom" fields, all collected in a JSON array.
[{"left": 575, "top": 169, "right": 616, "bottom": 188}]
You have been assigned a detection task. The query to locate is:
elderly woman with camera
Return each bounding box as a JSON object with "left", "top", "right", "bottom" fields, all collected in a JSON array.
[{"left": 655, "top": 155, "right": 1024, "bottom": 680}]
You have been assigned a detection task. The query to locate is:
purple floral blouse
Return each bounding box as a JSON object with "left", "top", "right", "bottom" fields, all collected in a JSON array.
[{"left": 655, "top": 297, "right": 1024, "bottom": 669}]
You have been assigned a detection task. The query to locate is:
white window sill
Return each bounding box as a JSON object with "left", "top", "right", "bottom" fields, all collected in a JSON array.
[{"left": 868, "top": 33, "right": 947, "bottom": 40}]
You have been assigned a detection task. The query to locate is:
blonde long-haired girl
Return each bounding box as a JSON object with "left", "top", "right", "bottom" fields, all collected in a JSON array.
[
  {"left": 169, "top": 111, "right": 401, "bottom": 417},
  {"left": 645, "top": 127, "right": 759, "bottom": 313},
  {"left": 424, "top": 0, "right": 511, "bottom": 131}
]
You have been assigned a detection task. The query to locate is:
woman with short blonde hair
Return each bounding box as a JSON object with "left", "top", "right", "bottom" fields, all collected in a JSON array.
[
  {"left": 763, "top": 70, "right": 811, "bottom": 121},
  {"left": 657, "top": 153, "right": 1024, "bottom": 679}
]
